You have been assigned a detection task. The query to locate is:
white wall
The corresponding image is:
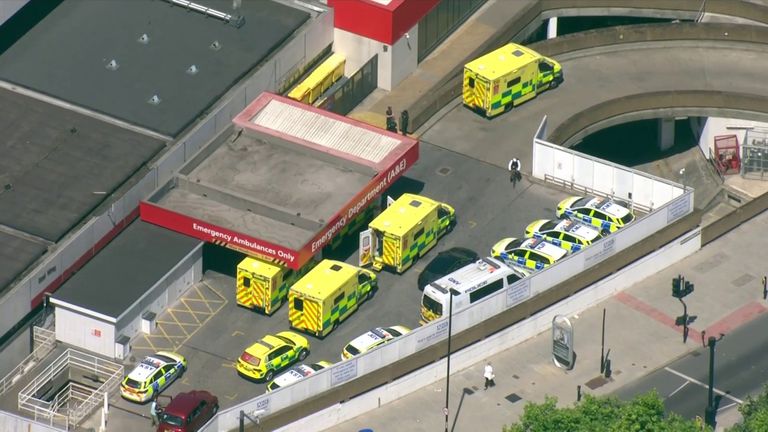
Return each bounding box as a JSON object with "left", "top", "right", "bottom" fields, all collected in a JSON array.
[
  {"left": 54, "top": 308, "right": 115, "bottom": 358},
  {"left": 333, "top": 22, "right": 419, "bottom": 91}
]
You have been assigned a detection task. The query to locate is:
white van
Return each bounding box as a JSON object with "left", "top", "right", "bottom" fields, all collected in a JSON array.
[{"left": 420, "top": 257, "right": 530, "bottom": 324}]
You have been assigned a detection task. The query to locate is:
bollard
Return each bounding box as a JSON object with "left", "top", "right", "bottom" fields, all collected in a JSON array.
[{"left": 577, "top": 385, "right": 582, "bottom": 402}]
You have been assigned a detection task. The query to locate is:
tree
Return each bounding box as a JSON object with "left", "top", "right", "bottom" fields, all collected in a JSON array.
[
  {"left": 503, "top": 391, "right": 709, "bottom": 432},
  {"left": 728, "top": 384, "right": 768, "bottom": 432}
]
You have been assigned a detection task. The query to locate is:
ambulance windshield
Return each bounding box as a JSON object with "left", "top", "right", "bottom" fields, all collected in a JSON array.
[{"left": 421, "top": 292, "right": 443, "bottom": 316}]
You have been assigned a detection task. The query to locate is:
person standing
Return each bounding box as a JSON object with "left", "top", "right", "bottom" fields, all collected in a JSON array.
[
  {"left": 386, "top": 106, "right": 397, "bottom": 132},
  {"left": 483, "top": 362, "right": 495, "bottom": 390},
  {"left": 150, "top": 396, "right": 160, "bottom": 426},
  {"left": 508, "top": 158, "right": 522, "bottom": 187},
  {"left": 399, "top": 110, "right": 410, "bottom": 135}
]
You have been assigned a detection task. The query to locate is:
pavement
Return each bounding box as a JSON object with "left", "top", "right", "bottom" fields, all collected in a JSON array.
[{"left": 326, "top": 205, "right": 768, "bottom": 432}]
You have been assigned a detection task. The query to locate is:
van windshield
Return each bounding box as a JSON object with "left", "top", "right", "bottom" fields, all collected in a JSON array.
[{"left": 422, "top": 293, "right": 443, "bottom": 316}]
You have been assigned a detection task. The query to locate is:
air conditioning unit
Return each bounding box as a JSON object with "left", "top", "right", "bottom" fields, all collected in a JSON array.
[{"left": 115, "top": 335, "right": 131, "bottom": 360}]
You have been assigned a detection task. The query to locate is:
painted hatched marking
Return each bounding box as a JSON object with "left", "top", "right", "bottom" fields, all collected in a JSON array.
[{"left": 132, "top": 282, "right": 227, "bottom": 353}]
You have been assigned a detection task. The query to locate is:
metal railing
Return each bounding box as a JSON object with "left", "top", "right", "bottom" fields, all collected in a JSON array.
[
  {"left": 0, "top": 327, "right": 56, "bottom": 396},
  {"left": 17, "top": 349, "right": 122, "bottom": 430},
  {"left": 543, "top": 173, "right": 654, "bottom": 214}
]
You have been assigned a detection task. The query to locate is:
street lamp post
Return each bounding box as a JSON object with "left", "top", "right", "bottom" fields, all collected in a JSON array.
[
  {"left": 704, "top": 334, "right": 725, "bottom": 427},
  {"left": 444, "top": 291, "right": 454, "bottom": 432}
]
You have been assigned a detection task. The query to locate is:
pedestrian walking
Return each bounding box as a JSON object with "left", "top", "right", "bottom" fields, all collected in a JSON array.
[
  {"left": 762, "top": 275, "right": 767, "bottom": 300},
  {"left": 386, "top": 106, "right": 397, "bottom": 132},
  {"left": 483, "top": 362, "right": 495, "bottom": 390},
  {"left": 399, "top": 110, "right": 410, "bottom": 135},
  {"left": 508, "top": 158, "right": 522, "bottom": 188},
  {"left": 150, "top": 396, "right": 161, "bottom": 426}
]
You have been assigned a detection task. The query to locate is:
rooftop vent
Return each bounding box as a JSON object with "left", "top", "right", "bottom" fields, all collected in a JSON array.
[
  {"left": 148, "top": 95, "right": 162, "bottom": 105},
  {"left": 210, "top": 40, "right": 221, "bottom": 51},
  {"left": 186, "top": 65, "right": 199, "bottom": 75},
  {"left": 105, "top": 59, "right": 119, "bottom": 71},
  {"left": 137, "top": 33, "right": 150, "bottom": 44},
  {"left": 163, "top": 0, "right": 245, "bottom": 28},
  {"left": 512, "top": 49, "right": 524, "bottom": 57},
  {"left": 330, "top": 264, "right": 343, "bottom": 272},
  {"left": 409, "top": 200, "right": 422, "bottom": 208}
]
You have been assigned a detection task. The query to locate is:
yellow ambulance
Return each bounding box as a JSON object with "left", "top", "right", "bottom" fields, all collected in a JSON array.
[
  {"left": 463, "top": 42, "right": 563, "bottom": 117},
  {"left": 288, "top": 259, "right": 377, "bottom": 338},
  {"left": 359, "top": 194, "right": 456, "bottom": 274},
  {"left": 236, "top": 256, "right": 316, "bottom": 316}
]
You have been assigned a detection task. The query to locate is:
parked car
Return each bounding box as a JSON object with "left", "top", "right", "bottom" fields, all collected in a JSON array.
[
  {"left": 266, "top": 361, "right": 334, "bottom": 392},
  {"left": 556, "top": 195, "right": 635, "bottom": 235},
  {"left": 490, "top": 237, "right": 567, "bottom": 271},
  {"left": 236, "top": 331, "right": 310, "bottom": 382},
  {"left": 120, "top": 352, "right": 187, "bottom": 403},
  {"left": 341, "top": 326, "right": 411, "bottom": 360},
  {"left": 156, "top": 390, "right": 219, "bottom": 432},
  {"left": 417, "top": 247, "right": 479, "bottom": 290},
  {"left": 524, "top": 218, "right": 601, "bottom": 253}
]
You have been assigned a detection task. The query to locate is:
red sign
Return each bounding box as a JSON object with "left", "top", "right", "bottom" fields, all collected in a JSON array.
[
  {"left": 328, "top": 0, "right": 439, "bottom": 45},
  {"left": 140, "top": 202, "right": 303, "bottom": 269}
]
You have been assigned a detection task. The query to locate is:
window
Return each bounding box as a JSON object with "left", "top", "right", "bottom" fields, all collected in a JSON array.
[
  {"left": 438, "top": 206, "right": 449, "bottom": 219},
  {"left": 269, "top": 346, "right": 290, "bottom": 360},
  {"left": 468, "top": 77, "right": 475, "bottom": 88},
  {"left": 358, "top": 273, "right": 370, "bottom": 284},
  {"left": 538, "top": 61, "right": 553, "bottom": 72},
  {"left": 506, "top": 274, "right": 521, "bottom": 285},
  {"left": 414, "top": 228, "right": 424, "bottom": 239},
  {"left": 592, "top": 211, "right": 608, "bottom": 221},
  {"left": 334, "top": 293, "right": 344, "bottom": 305},
  {"left": 469, "top": 278, "right": 504, "bottom": 303},
  {"left": 507, "top": 77, "right": 520, "bottom": 87},
  {"left": 529, "top": 252, "right": 549, "bottom": 265},
  {"left": 562, "top": 234, "right": 578, "bottom": 243},
  {"left": 243, "top": 277, "right": 250, "bottom": 288},
  {"left": 294, "top": 298, "right": 304, "bottom": 312}
]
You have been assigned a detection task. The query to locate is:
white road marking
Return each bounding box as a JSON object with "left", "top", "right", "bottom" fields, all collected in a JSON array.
[
  {"left": 664, "top": 367, "right": 744, "bottom": 404},
  {"left": 667, "top": 381, "right": 689, "bottom": 398}
]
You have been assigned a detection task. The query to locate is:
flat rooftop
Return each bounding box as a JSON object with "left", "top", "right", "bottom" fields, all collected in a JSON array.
[
  {"left": 50, "top": 221, "right": 200, "bottom": 320},
  {"left": 0, "top": 0, "right": 310, "bottom": 137},
  {"left": 141, "top": 93, "right": 418, "bottom": 268},
  {"left": 0, "top": 87, "right": 166, "bottom": 294}
]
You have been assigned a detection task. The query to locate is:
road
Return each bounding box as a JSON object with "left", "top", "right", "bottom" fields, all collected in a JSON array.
[{"left": 614, "top": 308, "right": 768, "bottom": 425}]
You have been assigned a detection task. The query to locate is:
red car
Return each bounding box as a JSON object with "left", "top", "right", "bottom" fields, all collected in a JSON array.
[{"left": 157, "top": 390, "right": 219, "bottom": 432}]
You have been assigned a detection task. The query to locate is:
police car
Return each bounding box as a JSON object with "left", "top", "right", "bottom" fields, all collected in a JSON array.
[
  {"left": 524, "top": 219, "right": 601, "bottom": 253},
  {"left": 120, "top": 351, "right": 187, "bottom": 403},
  {"left": 266, "top": 361, "right": 333, "bottom": 392},
  {"left": 490, "top": 237, "right": 567, "bottom": 271},
  {"left": 236, "top": 331, "right": 310, "bottom": 382},
  {"left": 556, "top": 196, "right": 635, "bottom": 235},
  {"left": 341, "top": 326, "right": 411, "bottom": 360}
]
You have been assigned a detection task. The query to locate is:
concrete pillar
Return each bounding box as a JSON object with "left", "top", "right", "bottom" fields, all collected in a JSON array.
[
  {"left": 547, "top": 17, "right": 558, "bottom": 39},
  {"left": 658, "top": 118, "right": 675, "bottom": 151}
]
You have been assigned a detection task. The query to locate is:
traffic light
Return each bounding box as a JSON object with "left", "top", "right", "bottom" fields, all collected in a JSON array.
[
  {"left": 672, "top": 275, "right": 683, "bottom": 298},
  {"left": 683, "top": 280, "right": 694, "bottom": 297}
]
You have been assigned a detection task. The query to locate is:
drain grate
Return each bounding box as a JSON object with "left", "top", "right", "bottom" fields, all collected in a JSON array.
[
  {"left": 505, "top": 393, "right": 522, "bottom": 403},
  {"left": 437, "top": 167, "right": 452, "bottom": 176},
  {"left": 585, "top": 376, "right": 609, "bottom": 390}
]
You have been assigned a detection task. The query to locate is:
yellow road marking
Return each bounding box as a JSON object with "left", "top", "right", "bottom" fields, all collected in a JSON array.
[
  {"left": 232, "top": 330, "right": 244, "bottom": 337},
  {"left": 221, "top": 362, "right": 236, "bottom": 369},
  {"left": 225, "top": 393, "right": 238, "bottom": 400},
  {"left": 468, "top": 220, "right": 477, "bottom": 229},
  {"left": 168, "top": 309, "right": 195, "bottom": 333}
]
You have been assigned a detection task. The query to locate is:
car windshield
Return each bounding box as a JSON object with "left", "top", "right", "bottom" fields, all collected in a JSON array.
[
  {"left": 308, "top": 364, "right": 325, "bottom": 372},
  {"left": 573, "top": 197, "right": 593, "bottom": 208},
  {"left": 540, "top": 220, "right": 559, "bottom": 231},
  {"left": 275, "top": 335, "right": 295, "bottom": 346},
  {"left": 620, "top": 212, "right": 635, "bottom": 224},
  {"left": 159, "top": 413, "right": 184, "bottom": 427},
  {"left": 422, "top": 293, "right": 443, "bottom": 316},
  {"left": 123, "top": 378, "right": 142, "bottom": 389}
]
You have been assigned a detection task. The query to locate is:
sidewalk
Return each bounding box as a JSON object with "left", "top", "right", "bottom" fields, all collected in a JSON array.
[{"left": 325, "top": 207, "right": 768, "bottom": 432}]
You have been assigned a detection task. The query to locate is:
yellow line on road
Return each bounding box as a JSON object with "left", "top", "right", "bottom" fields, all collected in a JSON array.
[
  {"left": 221, "top": 362, "right": 236, "bottom": 369},
  {"left": 232, "top": 330, "right": 244, "bottom": 337},
  {"left": 170, "top": 308, "right": 197, "bottom": 330},
  {"left": 225, "top": 393, "right": 238, "bottom": 400},
  {"left": 468, "top": 220, "right": 477, "bottom": 229}
]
